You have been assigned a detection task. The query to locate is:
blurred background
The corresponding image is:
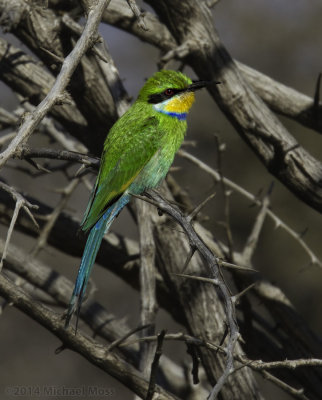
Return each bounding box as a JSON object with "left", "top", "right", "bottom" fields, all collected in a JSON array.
[{"left": 1, "top": 0, "right": 322, "bottom": 399}]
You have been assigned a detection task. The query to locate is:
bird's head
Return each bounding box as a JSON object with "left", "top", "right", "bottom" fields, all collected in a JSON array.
[{"left": 138, "top": 70, "right": 210, "bottom": 120}]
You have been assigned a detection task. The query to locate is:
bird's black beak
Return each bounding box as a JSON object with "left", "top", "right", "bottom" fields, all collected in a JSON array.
[{"left": 187, "top": 80, "right": 220, "bottom": 92}]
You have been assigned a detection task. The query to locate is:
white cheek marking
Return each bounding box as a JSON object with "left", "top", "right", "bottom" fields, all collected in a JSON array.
[{"left": 153, "top": 98, "right": 170, "bottom": 112}]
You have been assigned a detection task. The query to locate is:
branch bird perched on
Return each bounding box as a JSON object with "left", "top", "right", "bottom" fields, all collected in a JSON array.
[{"left": 65, "top": 69, "right": 212, "bottom": 329}]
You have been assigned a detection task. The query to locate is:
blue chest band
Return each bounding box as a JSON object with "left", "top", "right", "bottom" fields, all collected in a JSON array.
[{"left": 159, "top": 110, "right": 187, "bottom": 120}]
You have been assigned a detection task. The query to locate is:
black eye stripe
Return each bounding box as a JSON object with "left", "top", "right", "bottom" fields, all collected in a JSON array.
[{"left": 148, "top": 88, "right": 184, "bottom": 104}]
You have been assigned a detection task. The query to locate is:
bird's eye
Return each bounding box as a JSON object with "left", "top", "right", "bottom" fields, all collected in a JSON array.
[{"left": 164, "top": 88, "right": 174, "bottom": 96}]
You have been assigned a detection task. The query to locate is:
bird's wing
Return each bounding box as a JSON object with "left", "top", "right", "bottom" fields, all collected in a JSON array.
[{"left": 82, "top": 116, "right": 163, "bottom": 231}]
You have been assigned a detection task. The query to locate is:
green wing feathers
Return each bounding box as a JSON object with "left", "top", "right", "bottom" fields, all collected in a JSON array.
[{"left": 81, "top": 112, "right": 163, "bottom": 231}]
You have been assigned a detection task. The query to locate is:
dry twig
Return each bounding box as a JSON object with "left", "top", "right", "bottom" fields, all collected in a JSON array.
[
  {"left": 0, "top": 0, "right": 111, "bottom": 169},
  {"left": 126, "top": 0, "right": 147, "bottom": 31},
  {"left": 0, "top": 273, "right": 178, "bottom": 400},
  {"left": 134, "top": 190, "right": 239, "bottom": 399},
  {"left": 145, "top": 330, "right": 166, "bottom": 400},
  {"left": 240, "top": 185, "right": 271, "bottom": 265},
  {"left": 179, "top": 149, "right": 322, "bottom": 268},
  {"left": 30, "top": 178, "right": 80, "bottom": 257},
  {"left": 0, "top": 182, "right": 38, "bottom": 272}
]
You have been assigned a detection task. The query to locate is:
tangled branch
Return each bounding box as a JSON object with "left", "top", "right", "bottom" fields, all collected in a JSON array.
[{"left": 0, "top": 0, "right": 111, "bottom": 169}]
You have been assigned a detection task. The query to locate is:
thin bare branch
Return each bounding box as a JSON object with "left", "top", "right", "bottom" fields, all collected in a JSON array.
[
  {"left": 123, "top": 331, "right": 322, "bottom": 370},
  {"left": 30, "top": 178, "right": 80, "bottom": 257},
  {"left": 179, "top": 149, "right": 322, "bottom": 268},
  {"left": 181, "top": 247, "right": 196, "bottom": 273},
  {"left": 0, "top": 273, "right": 178, "bottom": 400},
  {"left": 231, "top": 283, "right": 257, "bottom": 305},
  {"left": 145, "top": 330, "right": 166, "bottom": 400},
  {"left": 0, "top": 0, "right": 111, "bottom": 169},
  {"left": 187, "top": 192, "right": 216, "bottom": 222},
  {"left": 240, "top": 186, "right": 271, "bottom": 265},
  {"left": 19, "top": 147, "right": 99, "bottom": 168},
  {"left": 22, "top": 103, "right": 88, "bottom": 154},
  {"left": 0, "top": 107, "right": 17, "bottom": 130},
  {"left": 61, "top": 13, "right": 108, "bottom": 62},
  {"left": 124, "top": 331, "right": 315, "bottom": 399},
  {"left": 126, "top": 0, "right": 147, "bottom": 31},
  {"left": 0, "top": 237, "right": 202, "bottom": 397},
  {"left": 214, "top": 136, "right": 234, "bottom": 260},
  {"left": 0, "top": 132, "right": 16, "bottom": 147},
  {"left": 106, "top": 324, "right": 152, "bottom": 352},
  {"left": 39, "top": 46, "right": 64, "bottom": 64},
  {"left": 260, "top": 371, "right": 308, "bottom": 400},
  {"left": 0, "top": 182, "right": 38, "bottom": 271}
]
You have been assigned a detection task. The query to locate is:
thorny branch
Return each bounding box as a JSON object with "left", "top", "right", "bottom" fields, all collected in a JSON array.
[
  {"left": 0, "top": 1, "right": 322, "bottom": 399},
  {"left": 1, "top": 141, "right": 322, "bottom": 396},
  {"left": 17, "top": 146, "right": 321, "bottom": 271},
  {"left": 134, "top": 190, "right": 239, "bottom": 399},
  {"left": 122, "top": 331, "right": 319, "bottom": 400},
  {"left": 0, "top": 182, "right": 38, "bottom": 272},
  {"left": 179, "top": 149, "right": 322, "bottom": 269},
  {"left": 12, "top": 142, "right": 321, "bottom": 396},
  {"left": 0, "top": 237, "right": 200, "bottom": 396},
  {"left": 0, "top": 0, "right": 111, "bottom": 168},
  {"left": 122, "top": 331, "right": 322, "bottom": 370},
  {"left": 0, "top": 273, "right": 179, "bottom": 400},
  {"left": 3, "top": 134, "right": 321, "bottom": 396}
]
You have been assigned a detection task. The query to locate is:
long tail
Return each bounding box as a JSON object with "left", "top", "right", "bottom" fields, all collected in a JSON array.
[{"left": 65, "top": 195, "right": 130, "bottom": 329}]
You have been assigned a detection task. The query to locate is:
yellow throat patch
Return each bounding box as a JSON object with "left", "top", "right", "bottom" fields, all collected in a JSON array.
[{"left": 164, "top": 92, "right": 195, "bottom": 114}]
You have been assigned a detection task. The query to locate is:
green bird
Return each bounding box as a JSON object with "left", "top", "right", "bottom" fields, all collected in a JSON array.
[{"left": 65, "top": 69, "right": 210, "bottom": 328}]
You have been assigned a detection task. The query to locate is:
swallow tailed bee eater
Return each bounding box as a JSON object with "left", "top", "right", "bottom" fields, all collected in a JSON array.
[{"left": 65, "top": 70, "right": 211, "bottom": 328}]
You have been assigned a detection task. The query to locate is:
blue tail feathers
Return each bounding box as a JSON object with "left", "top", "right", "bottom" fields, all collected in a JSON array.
[{"left": 65, "top": 195, "right": 130, "bottom": 329}]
